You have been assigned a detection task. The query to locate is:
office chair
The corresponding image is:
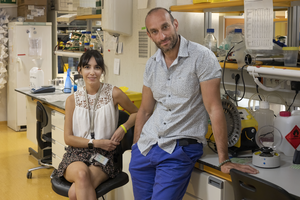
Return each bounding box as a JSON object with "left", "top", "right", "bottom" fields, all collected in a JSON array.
[
  {"left": 51, "top": 110, "right": 134, "bottom": 199},
  {"left": 27, "top": 101, "right": 53, "bottom": 179},
  {"left": 230, "top": 168, "right": 295, "bottom": 200}
]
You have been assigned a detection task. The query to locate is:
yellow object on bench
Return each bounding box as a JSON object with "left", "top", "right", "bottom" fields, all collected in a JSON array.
[{"left": 118, "top": 87, "right": 142, "bottom": 113}]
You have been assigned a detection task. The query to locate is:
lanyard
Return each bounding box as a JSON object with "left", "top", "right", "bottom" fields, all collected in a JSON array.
[{"left": 84, "top": 84, "right": 102, "bottom": 139}]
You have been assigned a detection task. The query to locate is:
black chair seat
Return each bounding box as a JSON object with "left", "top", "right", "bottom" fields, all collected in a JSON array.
[{"left": 51, "top": 172, "right": 129, "bottom": 198}]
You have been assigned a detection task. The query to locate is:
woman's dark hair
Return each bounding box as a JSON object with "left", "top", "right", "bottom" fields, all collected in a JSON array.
[{"left": 78, "top": 50, "right": 106, "bottom": 75}]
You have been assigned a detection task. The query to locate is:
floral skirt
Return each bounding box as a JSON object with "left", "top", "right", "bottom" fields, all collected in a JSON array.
[{"left": 54, "top": 146, "right": 120, "bottom": 179}]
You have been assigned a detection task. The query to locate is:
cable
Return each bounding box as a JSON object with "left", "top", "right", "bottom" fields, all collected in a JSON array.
[
  {"left": 287, "top": 90, "right": 299, "bottom": 112},
  {"left": 222, "top": 47, "right": 246, "bottom": 103},
  {"left": 256, "top": 77, "right": 262, "bottom": 101},
  {"left": 234, "top": 74, "right": 240, "bottom": 106}
]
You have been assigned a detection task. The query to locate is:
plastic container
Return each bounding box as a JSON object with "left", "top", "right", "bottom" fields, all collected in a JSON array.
[
  {"left": 193, "top": 0, "right": 212, "bottom": 3},
  {"left": 85, "top": 31, "right": 92, "bottom": 44},
  {"left": 64, "top": 68, "right": 72, "bottom": 93},
  {"left": 118, "top": 90, "right": 142, "bottom": 114},
  {"left": 282, "top": 47, "right": 299, "bottom": 67},
  {"left": 274, "top": 111, "right": 300, "bottom": 156},
  {"left": 204, "top": 28, "right": 217, "bottom": 55},
  {"left": 90, "top": 35, "right": 98, "bottom": 50},
  {"left": 253, "top": 101, "right": 274, "bottom": 132}
]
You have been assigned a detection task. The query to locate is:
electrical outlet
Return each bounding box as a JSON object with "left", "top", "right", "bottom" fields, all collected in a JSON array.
[{"left": 291, "top": 81, "right": 300, "bottom": 91}]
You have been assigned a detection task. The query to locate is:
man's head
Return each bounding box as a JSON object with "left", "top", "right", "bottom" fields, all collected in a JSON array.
[{"left": 145, "top": 7, "right": 179, "bottom": 53}]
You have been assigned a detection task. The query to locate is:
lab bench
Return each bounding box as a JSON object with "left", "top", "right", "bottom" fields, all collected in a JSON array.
[{"left": 15, "top": 87, "right": 300, "bottom": 200}]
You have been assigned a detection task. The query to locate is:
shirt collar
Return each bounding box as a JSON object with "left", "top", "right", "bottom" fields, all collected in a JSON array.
[{"left": 155, "top": 35, "right": 189, "bottom": 62}]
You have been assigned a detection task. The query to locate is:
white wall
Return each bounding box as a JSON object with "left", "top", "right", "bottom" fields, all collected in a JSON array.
[{"left": 103, "top": 0, "right": 215, "bottom": 93}]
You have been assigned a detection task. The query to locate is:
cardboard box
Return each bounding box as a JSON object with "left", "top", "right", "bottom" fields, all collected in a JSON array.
[
  {"left": 18, "top": 0, "right": 47, "bottom": 6},
  {"left": 18, "top": 5, "right": 47, "bottom": 22}
]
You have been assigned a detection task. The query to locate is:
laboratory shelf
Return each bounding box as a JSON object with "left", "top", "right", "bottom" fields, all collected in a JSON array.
[
  {"left": 170, "top": 0, "right": 292, "bottom": 13},
  {"left": 75, "top": 14, "right": 102, "bottom": 20},
  {"left": 0, "top": 3, "right": 17, "bottom": 8},
  {"left": 55, "top": 50, "right": 84, "bottom": 58},
  {"left": 220, "top": 62, "right": 300, "bottom": 70}
]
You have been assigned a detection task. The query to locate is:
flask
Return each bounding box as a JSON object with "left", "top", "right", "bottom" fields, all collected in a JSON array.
[
  {"left": 90, "top": 35, "right": 98, "bottom": 50},
  {"left": 64, "top": 68, "right": 72, "bottom": 93},
  {"left": 274, "top": 111, "right": 300, "bottom": 156},
  {"left": 204, "top": 28, "right": 217, "bottom": 56},
  {"left": 79, "top": 31, "right": 86, "bottom": 51}
]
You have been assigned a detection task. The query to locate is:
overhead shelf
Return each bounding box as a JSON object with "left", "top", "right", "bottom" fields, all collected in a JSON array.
[
  {"left": 75, "top": 14, "right": 102, "bottom": 20},
  {"left": 0, "top": 3, "right": 17, "bottom": 8},
  {"left": 170, "top": 0, "right": 293, "bottom": 13}
]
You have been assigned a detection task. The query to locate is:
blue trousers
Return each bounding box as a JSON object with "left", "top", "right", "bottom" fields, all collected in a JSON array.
[{"left": 129, "top": 142, "right": 203, "bottom": 200}]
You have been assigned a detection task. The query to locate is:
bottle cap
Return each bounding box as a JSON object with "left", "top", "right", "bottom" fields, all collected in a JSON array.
[
  {"left": 91, "top": 35, "right": 96, "bottom": 38},
  {"left": 259, "top": 101, "right": 269, "bottom": 109},
  {"left": 82, "top": 31, "right": 86, "bottom": 33},
  {"left": 86, "top": 31, "right": 91, "bottom": 34},
  {"left": 234, "top": 29, "right": 242, "bottom": 33},
  {"left": 207, "top": 28, "right": 214, "bottom": 33},
  {"left": 84, "top": 43, "right": 90, "bottom": 45},
  {"left": 279, "top": 111, "right": 291, "bottom": 117}
]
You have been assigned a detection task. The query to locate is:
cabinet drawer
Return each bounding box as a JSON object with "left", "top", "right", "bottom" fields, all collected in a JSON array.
[
  {"left": 52, "top": 139, "right": 67, "bottom": 159},
  {"left": 52, "top": 125, "right": 66, "bottom": 145},
  {"left": 52, "top": 153, "right": 62, "bottom": 169},
  {"left": 51, "top": 110, "right": 65, "bottom": 130}
]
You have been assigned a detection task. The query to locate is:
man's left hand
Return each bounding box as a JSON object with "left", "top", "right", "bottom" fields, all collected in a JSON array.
[{"left": 220, "top": 162, "right": 259, "bottom": 174}]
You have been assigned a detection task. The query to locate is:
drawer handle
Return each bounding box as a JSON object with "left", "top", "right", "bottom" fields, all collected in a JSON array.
[
  {"left": 52, "top": 139, "right": 56, "bottom": 144},
  {"left": 65, "top": 146, "right": 68, "bottom": 151},
  {"left": 52, "top": 125, "right": 55, "bottom": 130},
  {"left": 52, "top": 110, "right": 55, "bottom": 116},
  {"left": 52, "top": 153, "right": 56, "bottom": 158}
]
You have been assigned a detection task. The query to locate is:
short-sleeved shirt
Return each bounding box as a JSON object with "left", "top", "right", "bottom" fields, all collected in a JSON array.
[{"left": 137, "top": 35, "right": 222, "bottom": 156}]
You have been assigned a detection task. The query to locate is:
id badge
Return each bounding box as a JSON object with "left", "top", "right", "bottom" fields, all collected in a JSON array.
[{"left": 93, "top": 153, "right": 109, "bottom": 166}]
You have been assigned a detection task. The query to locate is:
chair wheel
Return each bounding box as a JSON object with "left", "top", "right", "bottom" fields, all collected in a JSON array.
[{"left": 27, "top": 171, "right": 32, "bottom": 179}]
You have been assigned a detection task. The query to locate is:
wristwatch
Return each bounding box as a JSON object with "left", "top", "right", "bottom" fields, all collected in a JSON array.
[{"left": 88, "top": 139, "right": 94, "bottom": 149}]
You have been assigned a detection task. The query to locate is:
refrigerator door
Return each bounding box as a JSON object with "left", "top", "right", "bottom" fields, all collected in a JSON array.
[{"left": 7, "top": 22, "right": 52, "bottom": 131}]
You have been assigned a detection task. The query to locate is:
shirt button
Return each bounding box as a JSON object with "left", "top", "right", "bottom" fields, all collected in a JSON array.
[
  {"left": 164, "top": 122, "right": 166, "bottom": 125},
  {"left": 169, "top": 109, "right": 171, "bottom": 111},
  {"left": 159, "top": 136, "right": 161, "bottom": 139},
  {"left": 168, "top": 95, "right": 171, "bottom": 97},
  {"left": 168, "top": 78, "right": 170, "bottom": 80}
]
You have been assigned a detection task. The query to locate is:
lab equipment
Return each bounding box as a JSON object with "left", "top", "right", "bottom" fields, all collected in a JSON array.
[
  {"left": 7, "top": 22, "right": 52, "bottom": 131},
  {"left": 206, "top": 99, "right": 259, "bottom": 157},
  {"left": 204, "top": 28, "right": 217, "bottom": 55},
  {"left": 84, "top": 43, "right": 90, "bottom": 51},
  {"left": 252, "top": 125, "right": 282, "bottom": 168},
  {"left": 275, "top": 111, "right": 300, "bottom": 156},
  {"left": 31, "top": 86, "right": 55, "bottom": 94}
]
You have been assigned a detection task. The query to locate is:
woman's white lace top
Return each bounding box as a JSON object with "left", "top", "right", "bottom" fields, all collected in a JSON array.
[{"left": 72, "top": 83, "right": 119, "bottom": 139}]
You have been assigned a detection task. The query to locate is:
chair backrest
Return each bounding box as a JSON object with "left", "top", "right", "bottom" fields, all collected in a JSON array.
[
  {"left": 114, "top": 110, "right": 134, "bottom": 170},
  {"left": 36, "top": 101, "right": 50, "bottom": 149},
  {"left": 230, "top": 168, "right": 295, "bottom": 200}
]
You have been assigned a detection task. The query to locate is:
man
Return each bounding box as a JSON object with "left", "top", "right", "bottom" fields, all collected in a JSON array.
[{"left": 129, "top": 7, "right": 258, "bottom": 200}]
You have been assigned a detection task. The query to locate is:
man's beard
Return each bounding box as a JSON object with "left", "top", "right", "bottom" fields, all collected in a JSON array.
[{"left": 156, "top": 32, "right": 178, "bottom": 53}]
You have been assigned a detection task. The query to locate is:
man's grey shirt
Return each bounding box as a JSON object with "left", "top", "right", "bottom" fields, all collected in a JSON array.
[{"left": 138, "top": 35, "right": 222, "bottom": 156}]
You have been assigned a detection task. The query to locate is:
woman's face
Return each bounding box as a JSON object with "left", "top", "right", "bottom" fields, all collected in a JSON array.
[{"left": 79, "top": 56, "right": 103, "bottom": 85}]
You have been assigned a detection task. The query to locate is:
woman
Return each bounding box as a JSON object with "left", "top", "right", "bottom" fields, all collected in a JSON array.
[{"left": 55, "top": 50, "right": 138, "bottom": 200}]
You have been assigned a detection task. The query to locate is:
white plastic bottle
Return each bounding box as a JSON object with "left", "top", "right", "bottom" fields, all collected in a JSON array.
[
  {"left": 274, "top": 111, "right": 300, "bottom": 156},
  {"left": 253, "top": 101, "right": 274, "bottom": 132},
  {"left": 204, "top": 28, "right": 217, "bottom": 56}
]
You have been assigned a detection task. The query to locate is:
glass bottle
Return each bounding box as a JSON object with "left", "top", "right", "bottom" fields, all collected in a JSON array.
[{"left": 84, "top": 43, "right": 90, "bottom": 52}]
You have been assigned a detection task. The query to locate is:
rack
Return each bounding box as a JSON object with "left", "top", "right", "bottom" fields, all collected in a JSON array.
[{"left": 75, "top": 14, "right": 102, "bottom": 20}]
